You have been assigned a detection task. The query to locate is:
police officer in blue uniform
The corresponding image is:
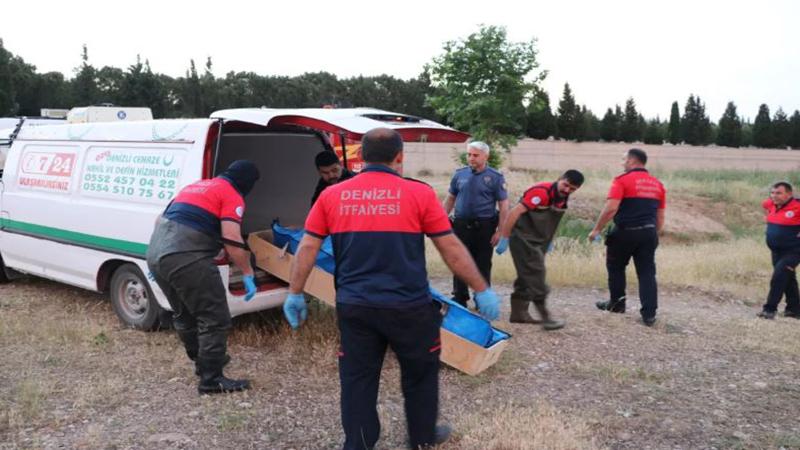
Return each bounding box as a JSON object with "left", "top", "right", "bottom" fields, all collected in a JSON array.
[{"left": 444, "top": 141, "right": 509, "bottom": 307}]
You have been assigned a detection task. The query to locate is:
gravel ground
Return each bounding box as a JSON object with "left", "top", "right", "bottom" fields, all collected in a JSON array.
[{"left": 2, "top": 276, "right": 800, "bottom": 449}]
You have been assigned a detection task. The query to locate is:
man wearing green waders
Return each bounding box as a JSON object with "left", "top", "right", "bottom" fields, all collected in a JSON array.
[{"left": 495, "top": 170, "right": 584, "bottom": 330}]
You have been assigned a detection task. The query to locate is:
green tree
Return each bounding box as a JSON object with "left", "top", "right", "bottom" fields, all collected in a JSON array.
[
  {"left": 556, "top": 83, "right": 579, "bottom": 140},
  {"left": 681, "top": 94, "right": 712, "bottom": 145},
  {"left": 620, "top": 97, "right": 640, "bottom": 143},
  {"left": 0, "top": 39, "right": 18, "bottom": 115},
  {"left": 580, "top": 106, "right": 601, "bottom": 142},
  {"left": 789, "top": 110, "right": 800, "bottom": 150},
  {"left": 741, "top": 119, "right": 754, "bottom": 147},
  {"left": 427, "top": 25, "right": 544, "bottom": 150},
  {"left": 716, "top": 101, "right": 742, "bottom": 148},
  {"left": 752, "top": 104, "right": 773, "bottom": 148},
  {"left": 525, "top": 89, "right": 555, "bottom": 139},
  {"left": 667, "top": 101, "right": 681, "bottom": 144},
  {"left": 72, "top": 44, "right": 98, "bottom": 106},
  {"left": 643, "top": 118, "right": 664, "bottom": 144},
  {"left": 600, "top": 107, "right": 619, "bottom": 142},
  {"left": 772, "top": 108, "right": 790, "bottom": 149}
]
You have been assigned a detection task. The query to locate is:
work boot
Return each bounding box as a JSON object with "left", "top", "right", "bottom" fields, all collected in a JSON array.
[
  {"left": 596, "top": 300, "right": 626, "bottom": 313},
  {"left": 534, "top": 303, "right": 565, "bottom": 331},
  {"left": 197, "top": 356, "right": 250, "bottom": 395},
  {"left": 757, "top": 310, "right": 776, "bottom": 320},
  {"left": 783, "top": 309, "right": 800, "bottom": 319},
  {"left": 642, "top": 316, "right": 657, "bottom": 327},
  {"left": 408, "top": 424, "right": 452, "bottom": 449},
  {"left": 192, "top": 354, "right": 230, "bottom": 377},
  {"left": 509, "top": 299, "right": 541, "bottom": 324}
]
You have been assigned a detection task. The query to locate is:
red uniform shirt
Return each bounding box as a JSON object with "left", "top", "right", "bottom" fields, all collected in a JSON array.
[
  {"left": 163, "top": 177, "right": 245, "bottom": 238},
  {"left": 305, "top": 165, "right": 452, "bottom": 308},
  {"left": 521, "top": 181, "right": 568, "bottom": 210},
  {"left": 763, "top": 197, "right": 800, "bottom": 252},
  {"left": 607, "top": 168, "right": 666, "bottom": 227}
]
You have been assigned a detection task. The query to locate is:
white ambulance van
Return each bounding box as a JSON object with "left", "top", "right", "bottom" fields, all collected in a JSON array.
[{"left": 0, "top": 108, "right": 468, "bottom": 330}]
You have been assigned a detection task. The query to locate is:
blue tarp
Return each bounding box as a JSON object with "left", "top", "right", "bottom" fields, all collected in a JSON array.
[
  {"left": 272, "top": 223, "right": 510, "bottom": 349},
  {"left": 272, "top": 222, "right": 336, "bottom": 273},
  {"left": 429, "top": 287, "right": 510, "bottom": 348}
]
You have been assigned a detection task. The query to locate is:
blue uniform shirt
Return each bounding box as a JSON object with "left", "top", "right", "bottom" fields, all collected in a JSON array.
[{"left": 449, "top": 166, "right": 508, "bottom": 220}]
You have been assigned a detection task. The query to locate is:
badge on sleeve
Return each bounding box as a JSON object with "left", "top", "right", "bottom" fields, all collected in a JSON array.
[
  {"left": 532, "top": 196, "right": 542, "bottom": 205},
  {"left": 236, "top": 206, "right": 244, "bottom": 218},
  {"left": 787, "top": 211, "right": 795, "bottom": 218}
]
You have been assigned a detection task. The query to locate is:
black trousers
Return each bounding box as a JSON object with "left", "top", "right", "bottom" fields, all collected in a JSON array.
[
  {"left": 148, "top": 253, "right": 232, "bottom": 360},
  {"left": 764, "top": 250, "right": 800, "bottom": 313},
  {"left": 452, "top": 217, "right": 497, "bottom": 306},
  {"left": 337, "top": 302, "right": 442, "bottom": 450},
  {"left": 606, "top": 226, "right": 659, "bottom": 319}
]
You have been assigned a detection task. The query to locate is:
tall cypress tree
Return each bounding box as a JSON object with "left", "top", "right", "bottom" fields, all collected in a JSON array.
[
  {"left": 526, "top": 89, "right": 555, "bottom": 139},
  {"left": 72, "top": 44, "right": 98, "bottom": 106},
  {"left": 0, "top": 39, "right": 17, "bottom": 115},
  {"left": 667, "top": 101, "right": 681, "bottom": 144},
  {"left": 789, "top": 110, "right": 800, "bottom": 150},
  {"left": 772, "top": 108, "right": 790, "bottom": 149},
  {"left": 643, "top": 118, "right": 664, "bottom": 144},
  {"left": 716, "top": 101, "right": 742, "bottom": 148},
  {"left": 620, "top": 97, "right": 640, "bottom": 143},
  {"left": 681, "top": 95, "right": 711, "bottom": 145},
  {"left": 556, "top": 83, "right": 579, "bottom": 140},
  {"left": 600, "top": 107, "right": 619, "bottom": 142},
  {"left": 752, "top": 104, "right": 773, "bottom": 148}
]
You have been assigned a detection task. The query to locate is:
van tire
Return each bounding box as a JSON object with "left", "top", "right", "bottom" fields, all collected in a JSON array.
[{"left": 109, "top": 264, "right": 162, "bottom": 331}]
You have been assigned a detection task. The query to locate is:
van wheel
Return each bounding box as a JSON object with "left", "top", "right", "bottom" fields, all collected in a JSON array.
[
  {"left": 110, "top": 264, "right": 162, "bottom": 331},
  {"left": 0, "top": 254, "right": 10, "bottom": 283}
]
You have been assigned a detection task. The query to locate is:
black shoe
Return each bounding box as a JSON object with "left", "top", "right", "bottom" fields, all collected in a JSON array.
[
  {"left": 408, "top": 424, "right": 452, "bottom": 449},
  {"left": 596, "top": 300, "right": 625, "bottom": 313},
  {"left": 197, "top": 356, "right": 250, "bottom": 395},
  {"left": 642, "top": 316, "right": 657, "bottom": 327},
  {"left": 783, "top": 310, "right": 800, "bottom": 319},
  {"left": 194, "top": 354, "right": 230, "bottom": 377},
  {"left": 198, "top": 376, "right": 250, "bottom": 395},
  {"left": 757, "top": 310, "right": 776, "bottom": 320}
]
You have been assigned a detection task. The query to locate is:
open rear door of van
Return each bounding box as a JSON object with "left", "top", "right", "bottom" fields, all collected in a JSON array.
[{"left": 210, "top": 108, "right": 470, "bottom": 143}]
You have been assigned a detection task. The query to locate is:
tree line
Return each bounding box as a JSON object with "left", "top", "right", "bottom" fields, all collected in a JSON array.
[{"left": 2, "top": 35, "right": 799, "bottom": 150}]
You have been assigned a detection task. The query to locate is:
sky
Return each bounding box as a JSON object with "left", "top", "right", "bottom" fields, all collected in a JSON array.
[{"left": 3, "top": 0, "right": 798, "bottom": 121}]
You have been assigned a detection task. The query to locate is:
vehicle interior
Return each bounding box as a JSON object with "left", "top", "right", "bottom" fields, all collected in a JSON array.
[{"left": 213, "top": 123, "right": 333, "bottom": 293}]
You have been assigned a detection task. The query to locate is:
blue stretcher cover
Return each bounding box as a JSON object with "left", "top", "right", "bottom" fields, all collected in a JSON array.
[{"left": 271, "top": 223, "right": 510, "bottom": 348}]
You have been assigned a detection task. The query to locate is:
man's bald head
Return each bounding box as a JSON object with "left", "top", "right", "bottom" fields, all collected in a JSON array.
[{"left": 361, "top": 128, "right": 404, "bottom": 164}]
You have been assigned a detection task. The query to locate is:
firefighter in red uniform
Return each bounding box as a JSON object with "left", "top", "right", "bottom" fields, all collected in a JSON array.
[
  {"left": 757, "top": 181, "right": 800, "bottom": 319},
  {"left": 286, "top": 128, "right": 500, "bottom": 450},
  {"left": 146, "top": 160, "right": 260, "bottom": 395},
  {"left": 496, "top": 170, "right": 584, "bottom": 329},
  {"left": 590, "top": 149, "right": 666, "bottom": 327}
]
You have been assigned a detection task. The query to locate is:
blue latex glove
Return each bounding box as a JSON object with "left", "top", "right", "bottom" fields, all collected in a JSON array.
[
  {"left": 474, "top": 288, "right": 500, "bottom": 321},
  {"left": 283, "top": 293, "right": 308, "bottom": 329},
  {"left": 495, "top": 237, "right": 509, "bottom": 255},
  {"left": 243, "top": 274, "right": 257, "bottom": 302}
]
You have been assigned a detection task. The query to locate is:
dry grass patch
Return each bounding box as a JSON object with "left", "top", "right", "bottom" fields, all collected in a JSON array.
[
  {"left": 571, "top": 363, "right": 669, "bottom": 386},
  {"left": 707, "top": 317, "right": 800, "bottom": 357},
  {"left": 441, "top": 402, "right": 604, "bottom": 450}
]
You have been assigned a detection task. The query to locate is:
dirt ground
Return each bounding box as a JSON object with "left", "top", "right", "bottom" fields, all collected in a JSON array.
[
  {"left": 402, "top": 140, "right": 800, "bottom": 175},
  {"left": 2, "top": 275, "right": 799, "bottom": 450}
]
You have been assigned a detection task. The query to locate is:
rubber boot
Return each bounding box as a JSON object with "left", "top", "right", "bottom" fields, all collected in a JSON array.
[
  {"left": 509, "top": 298, "right": 541, "bottom": 324},
  {"left": 197, "top": 356, "right": 250, "bottom": 395},
  {"left": 534, "top": 303, "right": 565, "bottom": 331}
]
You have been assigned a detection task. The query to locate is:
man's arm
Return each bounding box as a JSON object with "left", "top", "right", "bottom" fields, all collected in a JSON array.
[
  {"left": 491, "top": 199, "right": 510, "bottom": 246},
  {"left": 443, "top": 193, "right": 456, "bottom": 216},
  {"left": 221, "top": 221, "right": 253, "bottom": 276},
  {"left": 499, "top": 203, "right": 527, "bottom": 238},
  {"left": 588, "top": 198, "right": 621, "bottom": 241},
  {"left": 656, "top": 208, "right": 665, "bottom": 234},
  {"left": 288, "top": 234, "right": 324, "bottom": 294},
  {"left": 431, "top": 233, "right": 488, "bottom": 292}
]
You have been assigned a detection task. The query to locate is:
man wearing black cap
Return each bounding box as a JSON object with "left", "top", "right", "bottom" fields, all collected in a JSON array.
[
  {"left": 310, "top": 150, "right": 355, "bottom": 206},
  {"left": 146, "top": 160, "right": 260, "bottom": 395}
]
